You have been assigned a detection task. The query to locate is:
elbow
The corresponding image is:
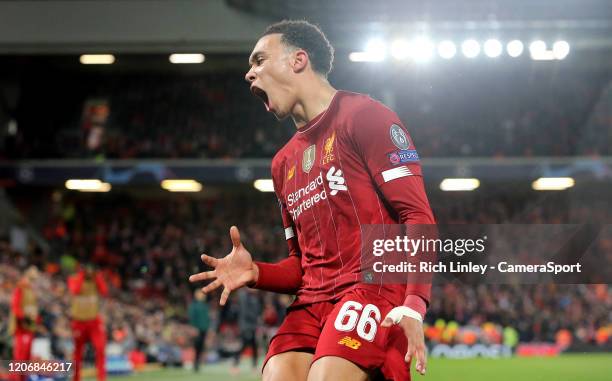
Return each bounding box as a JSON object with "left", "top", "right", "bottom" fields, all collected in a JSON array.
[{"left": 401, "top": 210, "right": 435, "bottom": 225}]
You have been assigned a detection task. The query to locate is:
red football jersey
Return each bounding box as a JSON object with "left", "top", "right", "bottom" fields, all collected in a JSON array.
[{"left": 271, "top": 90, "right": 434, "bottom": 307}]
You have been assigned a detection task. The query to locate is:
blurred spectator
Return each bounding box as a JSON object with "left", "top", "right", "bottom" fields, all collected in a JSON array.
[
  {"left": 232, "top": 288, "right": 262, "bottom": 374},
  {"left": 9, "top": 266, "right": 40, "bottom": 381},
  {"left": 68, "top": 265, "right": 108, "bottom": 381},
  {"left": 188, "top": 289, "right": 210, "bottom": 372}
]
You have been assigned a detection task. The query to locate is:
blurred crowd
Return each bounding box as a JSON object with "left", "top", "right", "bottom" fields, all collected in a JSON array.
[
  {"left": 388, "top": 69, "right": 609, "bottom": 158},
  {"left": 0, "top": 190, "right": 295, "bottom": 368},
  {"left": 0, "top": 255, "right": 197, "bottom": 366},
  {"left": 1, "top": 73, "right": 290, "bottom": 160},
  {"left": 1, "top": 68, "right": 610, "bottom": 160},
  {"left": 0, "top": 240, "right": 290, "bottom": 368},
  {"left": 426, "top": 284, "right": 611, "bottom": 349},
  {"left": 0, "top": 187, "right": 610, "bottom": 369}
]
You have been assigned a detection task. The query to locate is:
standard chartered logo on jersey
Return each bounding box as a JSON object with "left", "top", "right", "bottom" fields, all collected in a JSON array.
[{"left": 287, "top": 166, "right": 347, "bottom": 221}]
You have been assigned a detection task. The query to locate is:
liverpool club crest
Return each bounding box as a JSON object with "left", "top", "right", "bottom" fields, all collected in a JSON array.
[{"left": 322, "top": 131, "right": 335, "bottom": 165}]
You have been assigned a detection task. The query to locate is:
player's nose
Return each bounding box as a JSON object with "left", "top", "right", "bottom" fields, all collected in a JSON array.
[{"left": 245, "top": 69, "right": 256, "bottom": 83}]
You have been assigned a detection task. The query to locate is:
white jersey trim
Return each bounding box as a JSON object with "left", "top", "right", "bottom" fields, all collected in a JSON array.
[
  {"left": 382, "top": 166, "right": 413, "bottom": 183},
  {"left": 284, "top": 227, "right": 295, "bottom": 240}
]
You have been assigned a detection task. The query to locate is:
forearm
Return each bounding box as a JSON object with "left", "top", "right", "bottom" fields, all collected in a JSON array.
[
  {"left": 402, "top": 215, "right": 434, "bottom": 317},
  {"left": 12, "top": 288, "right": 24, "bottom": 318},
  {"left": 95, "top": 273, "right": 109, "bottom": 296},
  {"left": 381, "top": 176, "right": 435, "bottom": 316},
  {"left": 68, "top": 271, "right": 85, "bottom": 295},
  {"left": 252, "top": 255, "right": 302, "bottom": 294},
  {"left": 402, "top": 220, "right": 433, "bottom": 316}
]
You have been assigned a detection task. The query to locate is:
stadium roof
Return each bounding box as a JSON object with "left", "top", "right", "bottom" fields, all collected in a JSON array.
[{"left": 0, "top": 0, "right": 610, "bottom": 54}]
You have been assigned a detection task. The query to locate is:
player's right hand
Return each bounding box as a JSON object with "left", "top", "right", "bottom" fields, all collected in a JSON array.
[{"left": 189, "top": 226, "right": 258, "bottom": 306}]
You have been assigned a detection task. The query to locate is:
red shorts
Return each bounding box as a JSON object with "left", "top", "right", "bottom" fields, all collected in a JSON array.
[{"left": 264, "top": 288, "right": 410, "bottom": 381}]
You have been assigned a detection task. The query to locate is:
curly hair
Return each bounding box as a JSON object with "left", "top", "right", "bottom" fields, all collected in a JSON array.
[{"left": 262, "top": 20, "right": 334, "bottom": 78}]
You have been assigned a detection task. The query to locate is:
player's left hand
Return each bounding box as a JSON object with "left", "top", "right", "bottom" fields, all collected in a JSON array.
[
  {"left": 189, "top": 226, "right": 257, "bottom": 306},
  {"left": 381, "top": 315, "right": 427, "bottom": 376}
]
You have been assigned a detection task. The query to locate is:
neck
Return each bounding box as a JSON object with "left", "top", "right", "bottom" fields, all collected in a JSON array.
[{"left": 291, "top": 78, "right": 337, "bottom": 129}]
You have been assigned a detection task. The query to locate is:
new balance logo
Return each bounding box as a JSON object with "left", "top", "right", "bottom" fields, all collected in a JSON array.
[
  {"left": 338, "top": 336, "right": 362, "bottom": 350},
  {"left": 326, "top": 166, "right": 347, "bottom": 196}
]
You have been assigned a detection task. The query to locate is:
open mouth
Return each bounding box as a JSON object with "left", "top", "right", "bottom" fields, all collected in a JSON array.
[{"left": 251, "top": 86, "right": 270, "bottom": 111}]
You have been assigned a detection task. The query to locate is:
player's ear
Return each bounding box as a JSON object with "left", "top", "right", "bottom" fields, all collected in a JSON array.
[{"left": 292, "top": 49, "right": 309, "bottom": 73}]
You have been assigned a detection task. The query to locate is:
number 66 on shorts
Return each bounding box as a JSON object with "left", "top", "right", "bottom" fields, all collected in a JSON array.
[{"left": 334, "top": 300, "right": 381, "bottom": 342}]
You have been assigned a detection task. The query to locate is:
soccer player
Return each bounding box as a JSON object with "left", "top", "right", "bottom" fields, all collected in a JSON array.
[
  {"left": 190, "top": 20, "right": 434, "bottom": 381},
  {"left": 68, "top": 265, "right": 108, "bottom": 381},
  {"left": 9, "top": 266, "right": 40, "bottom": 381}
]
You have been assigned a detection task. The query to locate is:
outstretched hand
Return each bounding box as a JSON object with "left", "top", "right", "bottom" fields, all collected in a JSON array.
[
  {"left": 189, "top": 226, "right": 259, "bottom": 306},
  {"left": 381, "top": 315, "right": 427, "bottom": 376}
]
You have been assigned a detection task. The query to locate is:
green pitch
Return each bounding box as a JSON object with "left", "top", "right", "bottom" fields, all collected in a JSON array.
[{"left": 85, "top": 353, "right": 612, "bottom": 381}]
